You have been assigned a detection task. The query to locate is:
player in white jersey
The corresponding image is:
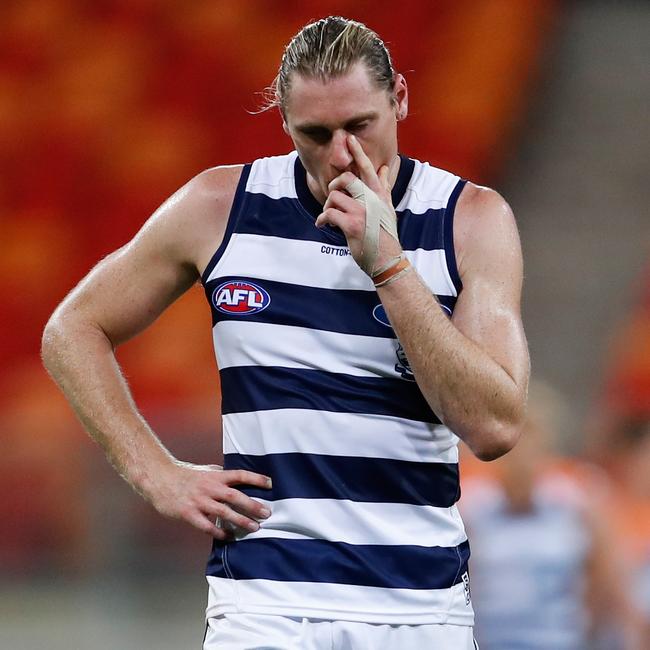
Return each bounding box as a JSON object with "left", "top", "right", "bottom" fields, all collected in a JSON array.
[
  {"left": 461, "top": 382, "right": 646, "bottom": 650},
  {"left": 42, "top": 16, "right": 529, "bottom": 649}
]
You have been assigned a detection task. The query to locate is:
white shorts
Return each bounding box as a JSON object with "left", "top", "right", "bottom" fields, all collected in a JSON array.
[{"left": 203, "top": 612, "right": 478, "bottom": 650}]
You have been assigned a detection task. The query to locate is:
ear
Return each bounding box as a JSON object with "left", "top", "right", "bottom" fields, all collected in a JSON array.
[
  {"left": 282, "top": 117, "right": 290, "bottom": 135},
  {"left": 393, "top": 73, "right": 408, "bottom": 121}
]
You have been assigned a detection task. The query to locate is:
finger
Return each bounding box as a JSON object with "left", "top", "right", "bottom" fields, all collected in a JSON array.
[
  {"left": 207, "top": 501, "right": 261, "bottom": 532},
  {"left": 347, "top": 134, "right": 381, "bottom": 191},
  {"left": 189, "top": 512, "right": 234, "bottom": 540},
  {"left": 221, "top": 469, "right": 272, "bottom": 489},
  {"left": 315, "top": 207, "right": 346, "bottom": 229},
  {"left": 328, "top": 172, "right": 357, "bottom": 194},
  {"left": 214, "top": 487, "right": 272, "bottom": 520},
  {"left": 378, "top": 165, "right": 390, "bottom": 192},
  {"left": 324, "top": 189, "right": 359, "bottom": 213}
]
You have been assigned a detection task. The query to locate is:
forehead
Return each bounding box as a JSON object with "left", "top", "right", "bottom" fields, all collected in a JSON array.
[{"left": 283, "top": 62, "right": 391, "bottom": 127}]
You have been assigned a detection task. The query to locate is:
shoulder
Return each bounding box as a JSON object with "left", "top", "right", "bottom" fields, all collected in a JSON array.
[
  {"left": 456, "top": 181, "right": 512, "bottom": 217},
  {"left": 139, "top": 164, "right": 245, "bottom": 273},
  {"left": 170, "top": 164, "right": 244, "bottom": 223},
  {"left": 459, "top": 475, "right": 504, "bottom": 517},
  {"left": 453, "top": 181, "right": 521, "bottom": 281},
  {"left": 144, "top": 164, "right": 244, "bottom": 233}
]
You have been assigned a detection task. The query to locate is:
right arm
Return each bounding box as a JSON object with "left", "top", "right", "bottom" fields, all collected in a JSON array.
[{"left": 41, "top": 165, "right": 272, "bottom": 539}]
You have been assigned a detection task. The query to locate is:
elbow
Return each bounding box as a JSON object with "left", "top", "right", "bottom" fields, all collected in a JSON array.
[
  {"left": 41, "top": 313, "right": 65, "bottom": 373},
  {"left": 42, "top": 305, "right": 111, "bottom": 374},
  {"left": 41, "top": 305, "right": 82, "bottom": 372},
  {"left": 467, "top": 419, "right": 523, "bottom": 462}
]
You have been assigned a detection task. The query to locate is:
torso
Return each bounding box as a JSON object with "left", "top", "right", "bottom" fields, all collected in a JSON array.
[{"left": 198, "top": 150, "right": 475, "bottom": 624}]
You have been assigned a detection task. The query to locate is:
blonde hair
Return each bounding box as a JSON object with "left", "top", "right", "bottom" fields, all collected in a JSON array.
[{"left": 266, "top": 16, "right": 395, "bottom": 113}]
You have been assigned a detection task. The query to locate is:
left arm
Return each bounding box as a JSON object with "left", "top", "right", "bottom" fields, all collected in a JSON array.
[
  {"left": 378, "top": 184, "right": 529, "bottom": 460},
  {"left": 318, "top": 135, "right": 529, "bottom": 460}
]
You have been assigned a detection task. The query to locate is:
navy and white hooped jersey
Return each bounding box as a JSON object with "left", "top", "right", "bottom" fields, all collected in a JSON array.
[{"left": 201, "top": 150, "right": 473, "bottom": 625}]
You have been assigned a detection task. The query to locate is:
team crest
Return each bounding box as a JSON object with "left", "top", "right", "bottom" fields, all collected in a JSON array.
[
  {"left": 212, "top": 280, "right": 270, "bottom": 315},
  {"left": 395, "top": 342, "right": 415, "bottom": 381},
  {"left": 372, "top": 304, "right": 415, "bottom": 381}
]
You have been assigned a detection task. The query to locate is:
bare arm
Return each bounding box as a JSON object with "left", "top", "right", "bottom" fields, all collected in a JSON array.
[
  {"left": 319, "top": 135, "right": 529, "bottom": 460},
  {"left": 42, "top": 165, "right": 272, "bottom": 538}
]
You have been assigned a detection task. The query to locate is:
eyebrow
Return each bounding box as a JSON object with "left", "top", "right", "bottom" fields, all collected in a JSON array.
[{"left": 295, "top": 111, "right": 378, "bottom": 134}]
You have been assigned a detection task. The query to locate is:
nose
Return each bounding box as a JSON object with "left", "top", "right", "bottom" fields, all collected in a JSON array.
[{"left": 329, "top": 130, "right": 353, "bottom": 172}]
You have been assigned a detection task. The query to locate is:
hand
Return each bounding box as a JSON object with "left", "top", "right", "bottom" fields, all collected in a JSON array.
[
  {"left": 146, "top": 459, "right": 272, "bottom": 540},
  {"left": 316, "top": 134, "right": 402, "bottom": 274}
]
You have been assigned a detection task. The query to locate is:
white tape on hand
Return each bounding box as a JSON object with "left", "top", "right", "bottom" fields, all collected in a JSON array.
[{"left": 345, "top": 177, "right": 399, "bottom": 275}]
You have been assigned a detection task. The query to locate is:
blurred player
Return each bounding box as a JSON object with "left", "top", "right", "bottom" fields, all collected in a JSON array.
[
  {"left": 597, "top": 416, "right": 650, "bottom": 648},
  {"left": 42, "top": 16, "right": 529, "bottom": 649},
  {"left": 460, "top": 382, "right": 645, "bottom": 650}
]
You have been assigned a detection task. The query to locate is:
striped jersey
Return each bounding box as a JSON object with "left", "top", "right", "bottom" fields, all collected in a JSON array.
[
  {"left": 460, "top": 473, "right": 592, "bottom": 649},
  {"left": 201, "top": 150, "right": 473, "bottom": 625}
]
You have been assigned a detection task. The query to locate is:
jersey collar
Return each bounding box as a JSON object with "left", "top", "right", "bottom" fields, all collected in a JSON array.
[{"left": 294, "top": 153, "right": 415, "bottom": 219}]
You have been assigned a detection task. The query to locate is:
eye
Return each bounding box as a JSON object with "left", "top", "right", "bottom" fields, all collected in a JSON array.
[
  {"left": 347, "top": 122, "right": 368, "bottom": 134},
  {"left": 302, "top": 128, "right": 331, "bottom": 144}
]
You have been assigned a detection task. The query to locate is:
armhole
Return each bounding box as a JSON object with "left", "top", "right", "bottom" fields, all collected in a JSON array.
[
  {"left": 443, "top": 178, "right": 466, "bottom": 296},
  {"left": 200, "top": 163, "right": 252, "bottom": 285}
]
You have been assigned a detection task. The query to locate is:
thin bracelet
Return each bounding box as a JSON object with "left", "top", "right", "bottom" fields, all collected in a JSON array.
[
  {"left": 374, "top": 264, "right": 412, "bottom": 288},
  {"left": 373, "top": 257, "right": 412, "bottom": 287},
  {"left": 371, "top": 254, "right": 404, "bottom": 279}
]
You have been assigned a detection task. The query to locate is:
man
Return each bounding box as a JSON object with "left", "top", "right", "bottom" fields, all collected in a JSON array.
[
  {"left": 42, "top": 16, "right": 529, "bottom": 650},
  {"left": 461, "top": 382, "right": 646, "bottom": 649}
]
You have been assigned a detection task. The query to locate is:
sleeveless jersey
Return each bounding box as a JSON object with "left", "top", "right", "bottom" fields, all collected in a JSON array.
[
  {"left": 460, "top": 474, "right": 592, "bottom": 649},
  {"left": 200, "top": 151, "right": 473, "bottom": 625}
]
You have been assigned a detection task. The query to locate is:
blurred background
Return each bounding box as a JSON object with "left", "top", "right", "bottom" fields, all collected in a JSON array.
[{"left": 1, "top": 0, "right": 648, "bottom": 648}]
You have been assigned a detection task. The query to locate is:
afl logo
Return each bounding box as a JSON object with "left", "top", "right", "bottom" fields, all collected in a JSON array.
[{"left": 212, "top": 281, "right": 270, "bottom": 315}]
